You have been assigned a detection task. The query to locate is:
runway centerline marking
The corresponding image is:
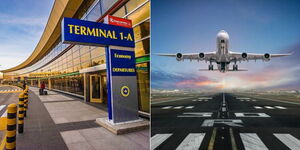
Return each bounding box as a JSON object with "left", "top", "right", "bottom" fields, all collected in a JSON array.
[
  {"left": 161, "top": 106, "right": 172, "bottom": 109},
  {"left": 240, "top": 133, "right": 268, "bottom": 150},
  {"left": 151, "top": 134, "right": 173, "bottom": 150},
  {"left": 274, "top": 134, "right": 300, "bottom": 150},
  {"left": 174, "top": 106, "right": 184, "bottom": 109},
  {"left": 264, "top": 106, "right": 275, "bottom": 109},
  {"left": 253, "top": 106, "right": 263, "bottom": 109},
  {"left": 275, "top": 106, "right": 287, "bottom": 109},
  {"left": 185, "top": 106, "right": 194, "bottom": 109},
  {"left": 176, "top": 133, "right": 205, "bottom": 150}
]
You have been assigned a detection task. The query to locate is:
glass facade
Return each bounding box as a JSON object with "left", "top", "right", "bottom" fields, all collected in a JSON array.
[{"left": 3, "top": 0, "right": 150, "bottom": 113}]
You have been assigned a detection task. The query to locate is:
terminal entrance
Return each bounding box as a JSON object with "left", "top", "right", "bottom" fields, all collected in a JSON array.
[
  {"left": 88, "top": 72, "right": 107, "bottom": 104},
  {"left": 90, "top": 75, "right": 101, "bottom": 103}
]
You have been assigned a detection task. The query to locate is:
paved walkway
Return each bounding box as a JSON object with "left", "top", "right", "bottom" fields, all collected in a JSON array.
[{"left": 16, "top": 87, "right": 149, "bottom": 150}]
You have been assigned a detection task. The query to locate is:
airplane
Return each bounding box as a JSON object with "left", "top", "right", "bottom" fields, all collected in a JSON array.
[{"left": 156, "top": 30, "right": 292, "bottom": 73}]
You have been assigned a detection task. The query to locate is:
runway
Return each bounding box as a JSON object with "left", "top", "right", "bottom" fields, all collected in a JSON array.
[{"left": 151, "top": 93, "right": 300, "bottom": 150}]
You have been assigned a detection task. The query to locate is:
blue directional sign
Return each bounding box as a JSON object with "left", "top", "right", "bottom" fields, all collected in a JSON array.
[
  {"left": 110, "top": 49, "right": 136, "bottom": 76},
  {"left": 62, "top": 17, "right": 135, "bottom": 47},
  {"left": 106, "top": 48, "right": 139, "bottom": 123}
]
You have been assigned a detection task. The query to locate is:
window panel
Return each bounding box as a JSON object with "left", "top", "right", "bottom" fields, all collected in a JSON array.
[
  {"left": 73, "top": 50, "right": 80, "bottom": 58},
  {"left": 80, "top": 46, "right": 90, "bottom": 54},
  {"left": 133, "top": 20, "right": 150, "bottom": 41},
  {"left": 80, "top": 52, "right": 91, "bottom": 63},
  {"left": 113, "top": 6, "right": 126, "bottom": 17},
  {"left": 127, "top": 2, "right": 150, "bottom": 26},
  {"left": 87, "top": 2, "right": 101, "bottom": 21},
  {"left": 126, "top": 0, "right": 147, "bottom": 13},
  {"left": 101, "top": 0, "right": 118, "bottom": 14},
  {"left": 135, "top": 38, "right": 149, "bottom": 57},
  {"left": 91, "top": 47, "right": 105, "bottom": 58},
  {"left": 73, "top": 57, "right": 80, "bottom": 65}
]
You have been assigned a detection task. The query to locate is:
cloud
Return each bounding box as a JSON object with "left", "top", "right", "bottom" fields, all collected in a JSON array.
[{"left": 0, "top": 13, "right": 47, "bottom": 27}]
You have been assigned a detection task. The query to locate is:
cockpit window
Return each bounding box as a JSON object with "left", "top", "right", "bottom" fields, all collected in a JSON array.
[{"left": 220, "top": 40, "right": 225, "bottom": 43}]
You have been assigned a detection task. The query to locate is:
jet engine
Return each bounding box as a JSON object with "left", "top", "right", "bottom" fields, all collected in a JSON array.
[
  {"left": 198, "top": 53, "right": 205, "bottom": 60},
  {"left": 241, "top": 53, "right": 247, "bottom": 59},
  {"left": 263, "top": 53, "right": 270, "bottom": 61},
  {"left": 176, "top": 53, "right": 183, "bottom": 61}
]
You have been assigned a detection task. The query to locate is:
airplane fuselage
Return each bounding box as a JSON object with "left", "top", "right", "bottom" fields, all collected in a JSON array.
[{"left": 215, "top": 30, "right": 230, "bottom": 72}]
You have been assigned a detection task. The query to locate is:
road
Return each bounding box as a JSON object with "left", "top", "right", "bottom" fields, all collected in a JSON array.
[
  {"left": 151, "top": 93, "right": 300, "bottom": 150},
  {"left": 0, "top": 85, "right": 22, "bottom": 117}
]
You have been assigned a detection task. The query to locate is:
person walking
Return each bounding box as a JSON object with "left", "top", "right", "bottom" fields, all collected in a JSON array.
[{"left": 40, "top": 82, "right": 45, "bottom": 95}]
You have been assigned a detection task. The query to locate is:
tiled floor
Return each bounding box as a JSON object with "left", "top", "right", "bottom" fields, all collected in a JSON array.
[{"left": 19, "top": 87, "right": 150, "bottom": 150}]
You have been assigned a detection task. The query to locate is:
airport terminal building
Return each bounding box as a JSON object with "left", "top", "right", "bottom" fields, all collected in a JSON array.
[{"left": 1, "top": 0, "right": 150, "bottom": 114}]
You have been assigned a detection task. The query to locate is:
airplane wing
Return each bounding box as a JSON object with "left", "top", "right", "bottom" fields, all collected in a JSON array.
[
  {"left": 229, "top": 51, "right": 293, "bottom": 62},
  {"left": 156, "top": 52, "right": 217, "bottom": 62}
]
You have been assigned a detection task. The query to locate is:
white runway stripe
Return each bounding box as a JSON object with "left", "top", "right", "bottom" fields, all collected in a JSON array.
[
  {"left": 151, "top": 134, "right": 172, "bottom": 150},
  {"left": 174, "top": 106, "right": 184, "bottom": 109},
  {"left": 253, "top": 106, "right": 263, "bottom": 109},
  {"left": 176, "top": 133, "right": 205, "bottom": 150},
  {"left": 240, "top": 133, "right": 268, "bottom": 150},
  {"left": 264, "top": 106, "right": 275, "bottom": 109},
  {"left": 161, "top": 106, "right": 172, "bottom": 109},
  {"left": 275, "top": 106, "right": 287, "bottom": 109},
  {"left": 185, "top": 106, "right": 194, "bottom": 109},
  {"left": 274, "top": 134, "right": 300, "bottom": 150},
  {"left": 252, "top": 100, "right": 257, "bottom": 101},
  {"left": 192, "top": 100, "right": 197, "bottom": 102},
  {"left": 198, "top": 100, "right": 202, "bottom": 102}
]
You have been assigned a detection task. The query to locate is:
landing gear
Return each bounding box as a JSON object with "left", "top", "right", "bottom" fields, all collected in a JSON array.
[
  {"left": 208, "top": 64, "right": 214, "bottom": 70},
  {"left": 233, "top": 64, "right": 238, "bottom": 71}
]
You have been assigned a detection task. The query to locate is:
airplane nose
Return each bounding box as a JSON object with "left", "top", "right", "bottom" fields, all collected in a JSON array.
[{"left": 217, "top": 30, "right": 229, "bottom": 41}]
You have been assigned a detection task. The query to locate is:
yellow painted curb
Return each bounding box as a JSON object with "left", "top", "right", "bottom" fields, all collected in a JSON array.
[{"left": 0, "top": 117, "right": 7, "bottom": 130}]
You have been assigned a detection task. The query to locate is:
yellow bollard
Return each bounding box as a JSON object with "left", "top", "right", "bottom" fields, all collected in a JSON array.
[
  {"left": 6, "top": 104, "right": 17, "bottom": 150},
  {"left": 23, "top": 92, "right": 28, "bottom": 117},
  {"left": 18, "top": 93, "right": 25, "bottom": 133}
]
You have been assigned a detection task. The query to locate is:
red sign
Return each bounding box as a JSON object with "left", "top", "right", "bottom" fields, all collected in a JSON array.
[{"left": 104, "top": 15, "right": 132, "bottom": 28}]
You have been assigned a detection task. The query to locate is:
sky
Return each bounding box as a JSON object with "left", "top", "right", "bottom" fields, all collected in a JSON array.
[
  {"left": 151, "top": 0, "right": 300, "bottom": 91},
  {"left": 0, "top": 0, "right": 54, "bottom": 70}
]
